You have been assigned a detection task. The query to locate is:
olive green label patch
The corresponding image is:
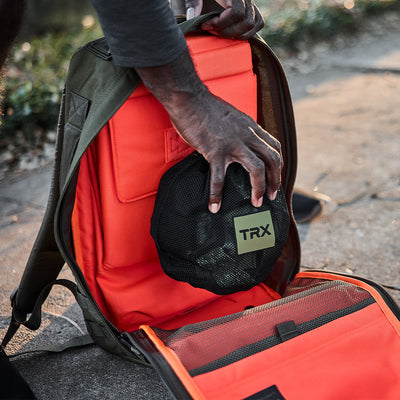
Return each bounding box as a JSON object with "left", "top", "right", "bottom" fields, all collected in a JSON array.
[{"left": 234, "top": 211, "right": 275, "bottom": 255}]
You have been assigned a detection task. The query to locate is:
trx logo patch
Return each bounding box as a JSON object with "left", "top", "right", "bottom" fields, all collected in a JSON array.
[{"left": 234, "top": 210, "right": 276, "bottom": 255}]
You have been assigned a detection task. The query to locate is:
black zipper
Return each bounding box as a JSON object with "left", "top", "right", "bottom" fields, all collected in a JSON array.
[{"left": 307, "top": 269, "right": 400, "bottom": 320}]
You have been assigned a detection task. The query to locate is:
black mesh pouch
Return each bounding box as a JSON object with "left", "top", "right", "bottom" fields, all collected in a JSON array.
[{"left": 150, "top": 152, "right": 290, "bottom": 295}]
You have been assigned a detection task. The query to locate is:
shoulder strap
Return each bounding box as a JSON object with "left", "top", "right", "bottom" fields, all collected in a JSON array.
[{"left": 12, "top": 90, "right": 68, "bottom": 320}]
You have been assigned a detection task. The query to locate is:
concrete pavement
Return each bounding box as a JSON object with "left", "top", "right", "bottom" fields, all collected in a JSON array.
[{"left": 1, "top": 13, "right": 400, "bottom": 399}]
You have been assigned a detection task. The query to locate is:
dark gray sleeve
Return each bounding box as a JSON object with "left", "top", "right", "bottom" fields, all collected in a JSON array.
[{"left": 90, "top": 0, "right": 187, "bottom": 68}]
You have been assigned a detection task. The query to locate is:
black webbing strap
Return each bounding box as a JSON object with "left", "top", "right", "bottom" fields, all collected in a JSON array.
[
  {"left": 6, "top": 334, "right": 94, "bottom": 359},
  {"left": 0, "top": 279, "right": 94, "bottom": 400},
  {"left": 1, "top": 318, "right": 20, "bottom": 352},
  {"left": 1, "top": 279, "right": 79, "bottom": 350}
]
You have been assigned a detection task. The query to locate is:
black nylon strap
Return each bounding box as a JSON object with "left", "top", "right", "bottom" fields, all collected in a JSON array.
[
  {"left": 2, "top": 279, "right": 78, "bottom": 350},
  {"left": 1, "top": 318, "right": 21, "bottom": 351},
  {"left": 6, "top": 334, "right": 94, "bottom": 359}
]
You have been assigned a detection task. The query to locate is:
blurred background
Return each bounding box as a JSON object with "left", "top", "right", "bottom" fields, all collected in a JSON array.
[{"left": 0, "top": 0, "right": 399, "bottom": 177}]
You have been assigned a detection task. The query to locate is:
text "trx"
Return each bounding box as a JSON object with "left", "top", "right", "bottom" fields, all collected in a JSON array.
[{"left": 239, "top": 225, "right": 271, "bottom": 240}]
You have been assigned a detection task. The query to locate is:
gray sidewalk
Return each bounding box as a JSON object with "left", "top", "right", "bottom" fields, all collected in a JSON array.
[{"left": 1, "top": 16, "right": 400, "bottom": 399}]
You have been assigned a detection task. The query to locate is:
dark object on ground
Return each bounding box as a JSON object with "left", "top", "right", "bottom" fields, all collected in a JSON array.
[
  {"left": 0, "top": 347, "right": 36, "bottom": 399},
  {"left": 292, "top": 188, "right": 326, "bottom": 224}
]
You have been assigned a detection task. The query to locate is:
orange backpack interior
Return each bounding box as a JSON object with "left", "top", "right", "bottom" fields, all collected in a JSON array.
[{"left": 71, "top": 35, "right": 281, "bottom": 332}]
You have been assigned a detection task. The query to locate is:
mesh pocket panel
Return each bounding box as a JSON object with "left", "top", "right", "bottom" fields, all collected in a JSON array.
[
  {"left": 151, "top": 153, "right": 290, "bottom": 295},
  {"left": 151, "top": 279, "right": 374, "bottom": 376}
]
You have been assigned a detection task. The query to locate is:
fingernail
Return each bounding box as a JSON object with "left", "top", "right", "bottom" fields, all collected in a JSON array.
[
  {"left": 270, "top": 190, "right": 278, "bottom": 201},
  {"left": 209, "top": 203, "right": 220, "bottom": 214},
  {"left": 186, "top": 7, "right": 195, "bottom": 20},
  {"left": 255, "top": 197, "right": 263, "bottom": 207}
]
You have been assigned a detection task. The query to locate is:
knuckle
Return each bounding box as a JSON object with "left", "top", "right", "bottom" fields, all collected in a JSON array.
[
  {"left": 211, "top": 174, "right": 225, "bottom": 187},
  {"left": 255, "top": 182, "right": 266, "bottom": 195},
  {"left": 231, "top": 7, "right": 246, "bottom": 21},
  {"left": 256, "top": 19, "right": 265, "bottom": 31},
  {"left": 248, "top": 156, "right": 265, "bottom": 175},
  {"left": 210, "top": 165, "right": 226, "bottom": 189},
  {"left": 271, "top": 150, "right": 282, "bottom": 165},
  {"left": 243, "top": 20, "right": 254, "bottom": 31},
  {"left": 270, "top": 137, "right": 281, "bottom": 151},
  {"left": 270, "top": 180, "right": 281, "bottom": 191}
]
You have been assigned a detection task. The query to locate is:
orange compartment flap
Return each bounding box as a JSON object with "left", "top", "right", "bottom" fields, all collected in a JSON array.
[
  {"left": 193, "top": 304, "right": 400, "bottom": 400},
  {"left": 188, "top": 35, "right": 254, "bottom": 82},
  {"left": 128, "top": 36, "right": 254, "bottom": 100},
  {"left": 136, "top": 303, "right": 400, "bottom": 400},
  {"left": 109, "top": 60, "right": 256, "bottom": 204}
]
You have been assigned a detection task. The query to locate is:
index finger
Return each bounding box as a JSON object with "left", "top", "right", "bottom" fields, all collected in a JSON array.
[
  {"left": 184, "top": 0, "right": 203, "bottom": 19},
  {"left": 208, "top": 159, "right": 228, "bottom": 213}
]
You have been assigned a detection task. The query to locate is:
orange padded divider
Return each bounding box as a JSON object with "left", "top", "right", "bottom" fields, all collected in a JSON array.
[
  {"left": 71, "top": 35, "right": 278, "bottom": 332},
  {"left": 192, "top": 304, "right": 400, "bottom": 399}
]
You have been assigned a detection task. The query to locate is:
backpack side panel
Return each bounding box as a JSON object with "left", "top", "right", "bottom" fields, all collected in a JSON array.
[
  {"left": 13, "top": 91, "right": 67, "bottom": 319},
  {"left": 249, "top": 36, "right": 300, "bottom": 293}
]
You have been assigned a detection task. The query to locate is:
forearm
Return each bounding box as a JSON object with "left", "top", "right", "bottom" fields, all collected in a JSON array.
[
  {"left": 92, "top": 0, "right": 279, "bottom": 211},
  {"left": 137, "top": 47, "right": 282, "bottom": 211},
  {"left": 90, "top": 0, "right": 187, "bottom": 68},
  {"left": 136, "top": 48, "right": 209, "bottom": 118}
]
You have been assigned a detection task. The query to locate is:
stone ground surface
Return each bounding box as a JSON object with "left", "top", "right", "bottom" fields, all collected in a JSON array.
[{"left": 0, "top": 12, "right": 399, "bottom": 400}]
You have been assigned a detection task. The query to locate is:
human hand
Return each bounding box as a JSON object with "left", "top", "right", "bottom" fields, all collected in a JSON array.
[
  {"left": 184, "top": 0, "right": 264, "bottom": 40},
  {"left": 169, "top": 88, "right": 282, "bottom": 213},
  {"left": 137, "top": 48, "right": 281, "bottom": 213}
]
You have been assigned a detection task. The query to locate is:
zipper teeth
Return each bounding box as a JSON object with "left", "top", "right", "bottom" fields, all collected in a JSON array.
[
  {"left": 304, "top": 270, "right": 400, "bottom": 320},
  {"left": 352, "top": 276, "right": 400, "bottom": 318}
]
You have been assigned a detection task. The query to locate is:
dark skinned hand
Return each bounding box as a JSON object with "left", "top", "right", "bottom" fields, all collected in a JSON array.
[
  {"left": 136, "top": 47, "right": 282, "bottom": 214},
  {"left": 184, "top": 0, "right": 264, "bottom": 39}
]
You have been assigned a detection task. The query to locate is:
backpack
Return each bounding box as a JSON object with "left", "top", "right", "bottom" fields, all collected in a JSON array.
[{"left": 2, "top": 13, "right": 400, "bottom": 399}]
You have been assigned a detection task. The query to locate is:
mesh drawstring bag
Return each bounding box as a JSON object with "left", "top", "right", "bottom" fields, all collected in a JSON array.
[{"left": 151, "top": 152, "right": 290, "bottom": 295}]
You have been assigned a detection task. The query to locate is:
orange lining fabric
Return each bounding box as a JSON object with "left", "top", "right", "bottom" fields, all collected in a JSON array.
[
  {"left": 140, "top": 325, "right": 207, "bottom": 400},
  {"left": 70, "top": 35, "right": 267, "bottom": 332},
  {"left": 192, "top": 303, "right": 400, "bottom": 399},
  {"left": 139, "top": 302, "right": 400, "bottom": 399}
]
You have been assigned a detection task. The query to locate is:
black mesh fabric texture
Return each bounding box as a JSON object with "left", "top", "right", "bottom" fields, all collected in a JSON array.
[
  {"left": 150, "top": 152, "right": 290, "bottom": 295},
  {"left": 149, "top": 278, "right": 374, "bottom": 376}
]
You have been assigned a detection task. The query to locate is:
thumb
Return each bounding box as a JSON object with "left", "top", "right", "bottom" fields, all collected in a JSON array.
[{"left": 185, "top": 0, "right": 203, "bottom": 19}]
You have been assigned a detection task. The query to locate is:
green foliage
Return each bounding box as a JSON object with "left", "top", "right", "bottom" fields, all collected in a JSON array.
[
  {"left": 260, "top": 0, "right": 400, "bottom": 49},
  {"left": 0, "top": 22, "right": 102, "bottom": 144}
]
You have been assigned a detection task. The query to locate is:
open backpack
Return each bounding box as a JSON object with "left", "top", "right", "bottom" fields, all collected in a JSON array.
[{"left": 2, "top": 13, "right": 400, "bottom": 400}]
